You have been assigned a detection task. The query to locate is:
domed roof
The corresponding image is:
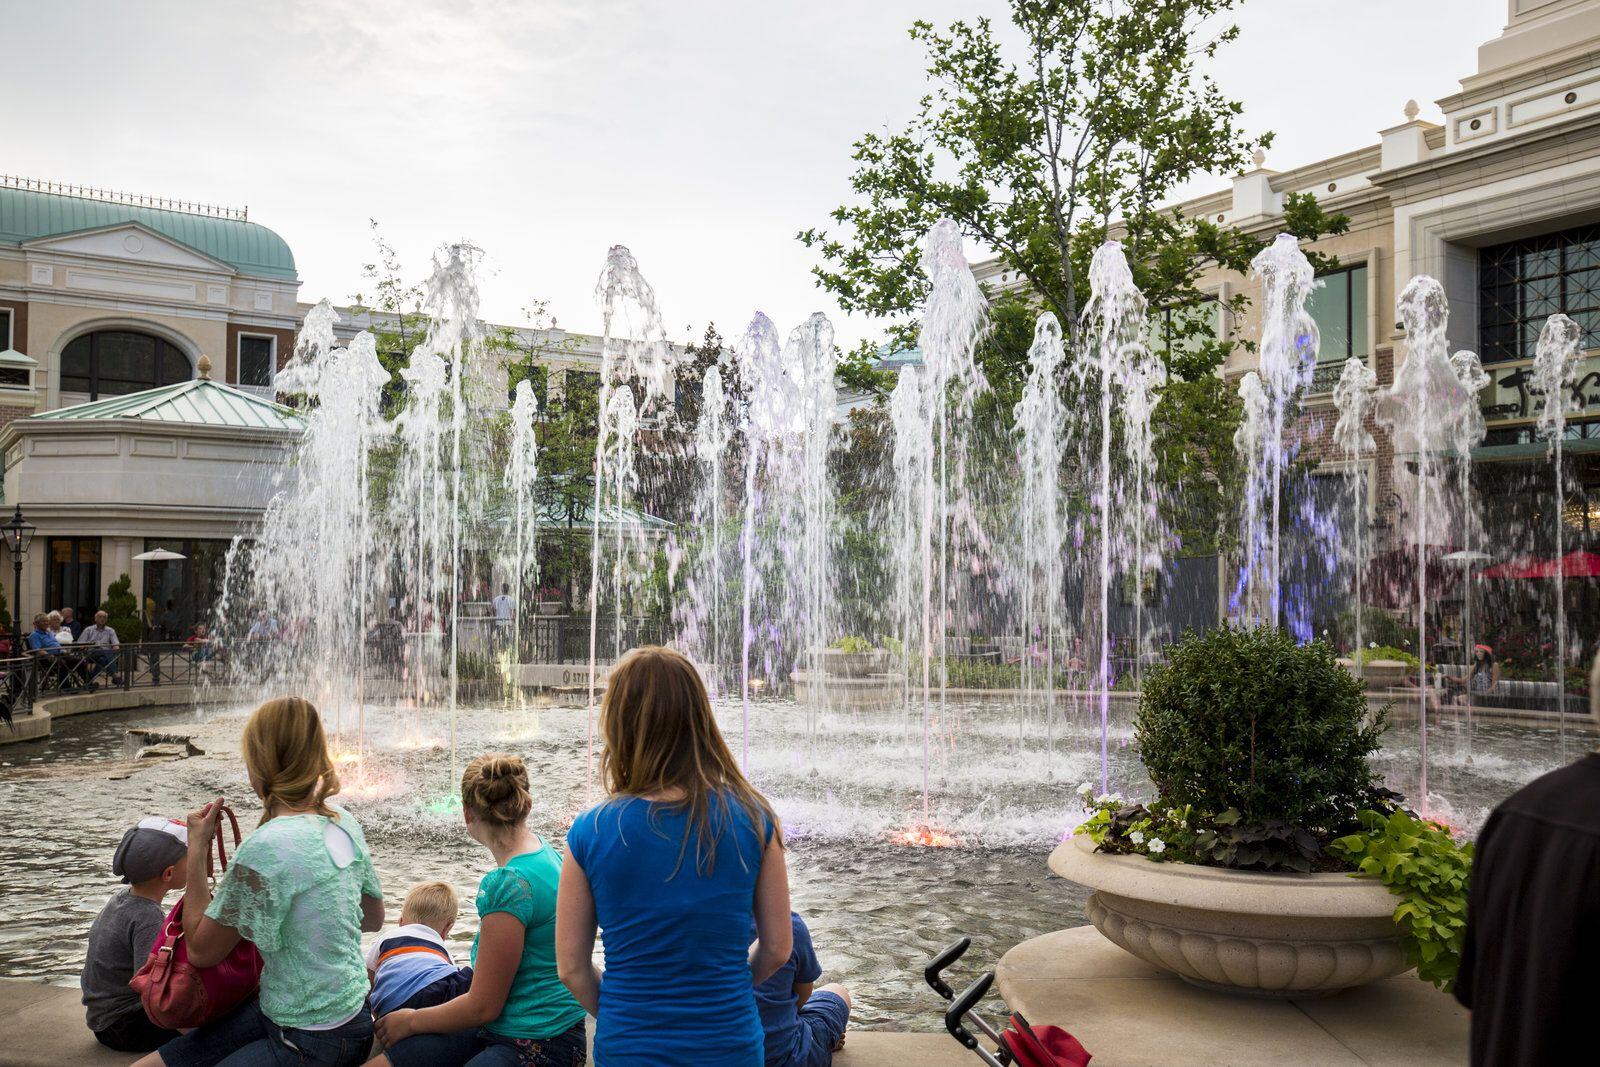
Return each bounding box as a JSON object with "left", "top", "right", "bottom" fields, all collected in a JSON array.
[{"left": 0, "top": 183, "right": 295, "bottom": 280}]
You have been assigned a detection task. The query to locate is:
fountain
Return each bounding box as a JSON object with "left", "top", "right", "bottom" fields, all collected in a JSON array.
[
  {"left": 1532, "top": 312, "right": 1584, "bottom": 755},
  {"left": 1332, "top": 356, "right": 1377, "bottom": 668}
]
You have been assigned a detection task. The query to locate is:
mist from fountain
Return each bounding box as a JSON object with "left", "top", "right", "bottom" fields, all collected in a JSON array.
[
  {"left": 1375, "top": 275, "right": 1485, "bottom": 811},
  {"left": 1532, "top": 312, "right": 1583, "bottom": 759},
  {"left": 1332, "top": 357, "right": 1377, "bottom": 671}
]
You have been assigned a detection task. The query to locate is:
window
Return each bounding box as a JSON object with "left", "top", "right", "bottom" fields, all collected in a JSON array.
[
  {"left": 46, "top": 538, "right": 101, "bottom": 624},
  {"left": 141, "top": 538, "right": 236, "bottom": 639},
  {"left": 0, "top": 308, "right": 11, "bottom": 349},
  {"left": 1479, "top": 223, "right": 1600, "bottom": 363},
  {"left": 60, "top": 330, "right": 191, "bottom": 399},
  {"left": 238, "top": 335, "right": 275, "bottom": 387},
  {"left": 1146, "top": 299, "right": 1219, "bottom": 358},
  {"left": 1308, "top": 264, "right": 1369, "bottom": 391},
  {"left": 562, "top": 370, "right": 600, "bottom": 412}
]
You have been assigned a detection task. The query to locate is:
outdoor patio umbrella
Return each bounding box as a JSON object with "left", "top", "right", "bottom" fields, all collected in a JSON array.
[
  {"left": 1480, "top": 552, "right": 1600, "bottom": 579},
  {"left": 132, "top": 548, "right": 187, "bottom": 561}
]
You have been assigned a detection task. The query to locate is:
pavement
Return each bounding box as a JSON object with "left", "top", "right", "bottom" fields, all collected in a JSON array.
[
  {"left": 0, "top": 979, "right": 973, "bottom": 1067},
  {"left": 994, "top": 926, "right": 1469, "bottom": 1067}
]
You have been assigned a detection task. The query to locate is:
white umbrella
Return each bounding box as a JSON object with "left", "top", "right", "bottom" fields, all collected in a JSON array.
[
  {"left": 1443, "top": 550, "right": 1491, "bottom": 564},
  {"left": 133, "top": 548, "right": 187, "bottom": 561}
]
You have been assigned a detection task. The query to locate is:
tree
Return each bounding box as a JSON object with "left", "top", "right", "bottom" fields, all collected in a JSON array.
[
  {"left": 800, "top": 0, "right": 1350, "bottom": 552},
  {"left": 100, "top": 573, "right": 142, "bottom": 644}
]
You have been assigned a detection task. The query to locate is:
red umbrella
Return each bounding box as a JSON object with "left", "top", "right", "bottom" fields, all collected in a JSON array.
[{"left": 1481, "top": 551, "right": 1600, "bottom": 579}]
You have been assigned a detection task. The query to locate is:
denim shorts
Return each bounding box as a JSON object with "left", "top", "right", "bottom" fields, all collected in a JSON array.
[
  {"left": 384, "top": 1018, "right": 586, "bottom": 1067},
  {"left": 792, "top": 991, "right": 850, "bottom": 1067},
  {"left": 157, "top": 997, "right": 374, "bottom": 1067}
]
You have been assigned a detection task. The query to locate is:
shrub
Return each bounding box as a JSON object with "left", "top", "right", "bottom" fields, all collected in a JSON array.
[
  {"left": 831, "top": 635, "right": 875, "bottom": 654},
  {"left": 1356, "top": 645, "right": 1419, "bottom": 667},
  {"left": 100, "top": 574, "right": 143, "bottom": 644},
  {"left": 1329, "top": 809, "right": 1472, "bottom": 991},
  {"left": 1136, "top": 626, "right": 1388, "bottom": 835}
]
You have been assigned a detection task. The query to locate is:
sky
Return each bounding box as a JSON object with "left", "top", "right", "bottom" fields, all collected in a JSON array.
[{"left": 5, "top": 0, "right": 1508, "bottom": 348}]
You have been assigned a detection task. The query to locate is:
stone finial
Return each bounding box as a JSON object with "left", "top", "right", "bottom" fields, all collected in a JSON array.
[
  {"left": 1404, "top": 99, "right": 1420, "bottom": 122},
  {"left": 197, "top": 354, "right": 213, "bottom": 381},
  {"left": 1251, "top": 148, "right": 1266, "bottom": 168}
]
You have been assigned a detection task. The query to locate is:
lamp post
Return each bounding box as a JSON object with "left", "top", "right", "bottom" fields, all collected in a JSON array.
[{"left": 1, "top": 505, "right": 36, "bottom": 644}]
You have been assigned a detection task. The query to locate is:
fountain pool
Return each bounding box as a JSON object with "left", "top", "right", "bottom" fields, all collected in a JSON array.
[{"left": 0, "top": 693, "right": 1584, "bottom": 1029}]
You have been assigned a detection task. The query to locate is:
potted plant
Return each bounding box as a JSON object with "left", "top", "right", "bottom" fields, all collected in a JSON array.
[
  {"left": 813, "top": 635, "right": 894, "bottom": 678},
  {"left": 536, "top": 586, "right": 565, "bottom": 616},
  {"left": 1342, "top": 644, "right": 1419, "bottom": 688},
  {"left": 1054, "top": 626, "right": 1468, "bottom": 998}
]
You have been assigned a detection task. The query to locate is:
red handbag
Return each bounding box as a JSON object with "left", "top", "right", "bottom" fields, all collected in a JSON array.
[{"left": 130, "top": 803, "right": 265, "bottom": 1029}]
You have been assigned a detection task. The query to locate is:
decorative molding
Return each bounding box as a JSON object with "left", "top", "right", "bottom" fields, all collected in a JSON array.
[
  {"left": 63, "top": 269, "right": 197, "bottom": 303},
  {"left": 30, "top": 265, "right": 53, "bottom": 286},
  {"left": 253, "top": 291, "right": 274, "bottom": 311},
  {"left": 22, "top": 222, "right": 237, "bottom": 275},
  {"left": 206, "top": 284, "right": 228, "bottom": 305},
  {"left": 1453, "top": 106, "right": 1499, "bottom": 143}
]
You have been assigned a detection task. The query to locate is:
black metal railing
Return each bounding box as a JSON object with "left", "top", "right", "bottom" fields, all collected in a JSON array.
[{"left": 514, "top": 615, "right": 670, "bottom": 664}]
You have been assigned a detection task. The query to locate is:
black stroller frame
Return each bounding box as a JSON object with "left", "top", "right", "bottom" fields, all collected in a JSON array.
[{"left": 925, "top": 935, "right": 1025, "bottom": 1067}]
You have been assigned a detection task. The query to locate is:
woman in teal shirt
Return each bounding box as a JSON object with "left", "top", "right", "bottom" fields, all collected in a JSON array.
[
  {"left": 133, "top": 696, "right": 386, "bottom": 1067},
  {"left": 371, "top": 754, "right": 586, "bottom": 1067}
]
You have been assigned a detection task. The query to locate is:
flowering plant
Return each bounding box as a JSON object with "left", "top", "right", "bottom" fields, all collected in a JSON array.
[
  {"left": 537, "top": 586, "right": 564, "bottom": 601},
  {"left": 1075, "top": 787, "right": 1327, "bottom": 871}
]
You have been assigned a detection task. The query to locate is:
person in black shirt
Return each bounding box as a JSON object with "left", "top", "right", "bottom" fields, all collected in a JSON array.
[{"left": 1455, "top": 651, "right": 1600, "bottom": 1065}]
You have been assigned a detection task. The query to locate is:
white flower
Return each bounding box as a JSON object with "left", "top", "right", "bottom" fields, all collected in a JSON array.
[
  {"left": 1148, "top": 838, "right": 1167, "bottom": 854},
  {"left": 1095, "top": 793, "right": 1115, "bottom": 806},
  {"left": 1076, "top": 782, "right": 1093, "bottom": 797},
  {"left": 1369, "top": 641, "right": 1378, "bottom": 649},
  {"left": 1129, "top": 830, "right": 1146, "bottom": 845}
]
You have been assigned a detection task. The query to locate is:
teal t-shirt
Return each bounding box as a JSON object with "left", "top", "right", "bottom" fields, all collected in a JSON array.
[
  {"left": 472, "top": 839, "right": 586, "bottom": 1039},
  {"left": 205, "top": 804, "right": 381, "bottom": 1029}
]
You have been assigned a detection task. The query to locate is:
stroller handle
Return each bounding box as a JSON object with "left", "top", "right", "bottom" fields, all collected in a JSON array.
[
  {"left": 945, "top": 971, "right": 994, "bottom": 1050},
  {"left": 925, "top": 936, "right": 972, "bottom": 1000}
]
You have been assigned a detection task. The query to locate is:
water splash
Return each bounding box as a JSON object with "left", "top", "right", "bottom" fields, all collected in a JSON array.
[
  {"left": 1332, "top": 357, "right": 1377, "bottom": 668},
  {"left": 1532, "top": 312, "right": 1583, "bottom": 758}
]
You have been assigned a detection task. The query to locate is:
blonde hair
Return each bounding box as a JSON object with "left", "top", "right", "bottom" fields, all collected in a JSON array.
[
  {"left": 600, "top": 646, "right": 781, "bottom": 877},
  {"left": 460, "top": 754, "right": 532, "bottom": 830},
  {"left": 241, "top": 696, "right": 340, "bottom": 825},
  {"left": 399, "top": 881, "right": 459, "bottom": 933}
]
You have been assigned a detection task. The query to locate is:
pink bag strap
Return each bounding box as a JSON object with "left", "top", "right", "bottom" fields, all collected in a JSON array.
[{"left": 203, "top": 803, "right": 243, "bottom": 881}]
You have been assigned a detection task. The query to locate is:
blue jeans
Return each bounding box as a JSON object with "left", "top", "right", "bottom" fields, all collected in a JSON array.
[
  {"left": 157, "top": 997, "right": 373, "bottom": 1067},
  {"left": 384, "top": 1019, "right": 586, "bottom": 1067}
]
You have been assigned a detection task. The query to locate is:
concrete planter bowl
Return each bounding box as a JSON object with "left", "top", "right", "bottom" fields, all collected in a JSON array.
[
  {"left": 1050, "top": 834, "right": 1406, "bottom": 998},
  {"left": 813, "top": 648, "right": 894, "bottom": 678},
  {"left": 1338, "top": 656, "right": 1413, "bottom": 689}
]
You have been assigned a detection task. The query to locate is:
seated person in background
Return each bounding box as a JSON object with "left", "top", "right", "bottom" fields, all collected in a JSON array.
[
  {"left": 754, "top": 911, "right": 851, "bottom": 1067},
  {"left": 49, "top": 610, "right": 74, "bottom": 644},
  {"left": 187, "top": 622, "right": 220, "bottom": 664},
  {"left": 79, "top": 610, "right": 122, "bottom": 684},
  {"left": 27, "top": 613, "right": 61, "bottom": 653},
  {"left": 366, "top": 880, "right": 474, "bottom": 1017},
  {"left": 81, "top": 817, "right": 188, "bottom": 1052},
  {"left": 60, "top": 605, "right": 85, "bottom": 640}
]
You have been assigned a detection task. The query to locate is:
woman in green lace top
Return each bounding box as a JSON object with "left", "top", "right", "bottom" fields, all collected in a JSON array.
[{"left": 133, "top": 697, "right": 386, "bottom": 1067}]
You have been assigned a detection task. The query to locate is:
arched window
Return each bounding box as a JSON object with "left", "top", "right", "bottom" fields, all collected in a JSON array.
[{"left": 60, "top": 330, "right": 192, "bottom": 399}]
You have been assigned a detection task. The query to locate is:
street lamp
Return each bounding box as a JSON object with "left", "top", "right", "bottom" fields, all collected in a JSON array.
[{"left": 1, "top": 506, "right": 35, "bottom": 643}]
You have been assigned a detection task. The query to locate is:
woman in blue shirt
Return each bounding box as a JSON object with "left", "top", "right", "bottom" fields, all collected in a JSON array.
[{"left": 556, "top": 646, "right": 792, "bottom": 1066}]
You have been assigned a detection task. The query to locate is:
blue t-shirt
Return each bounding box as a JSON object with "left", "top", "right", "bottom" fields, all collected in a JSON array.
[
  {"left": 567, "top": 793, "right": 772, "bottom": 1066},
  {"left": 752, "top": 913, "right": 824, "bottom": 1066}
]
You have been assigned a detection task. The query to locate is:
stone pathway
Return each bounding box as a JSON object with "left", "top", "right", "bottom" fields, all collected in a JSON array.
[
  {"left": 0, "top": 980, "right": 973, "bottom": 1067},
  {"left": 994, "top": 927, "right": 1469, "bottom": 1067}
]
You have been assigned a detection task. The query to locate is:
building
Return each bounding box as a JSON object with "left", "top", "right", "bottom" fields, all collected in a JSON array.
[{"left": 0, "top": 176, "right": 303, "bottom": 632}]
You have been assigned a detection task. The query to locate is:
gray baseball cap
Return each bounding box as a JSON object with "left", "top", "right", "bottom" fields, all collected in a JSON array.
[{"left": 112, "top": 817, "right": 188, "bottom": 884}]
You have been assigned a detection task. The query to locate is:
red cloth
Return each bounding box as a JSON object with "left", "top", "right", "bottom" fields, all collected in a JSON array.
[{"left": 1000, "top": 1017, "right": 1092, "bottom": 1067}]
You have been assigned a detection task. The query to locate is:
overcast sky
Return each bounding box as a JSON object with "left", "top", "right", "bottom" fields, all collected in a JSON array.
[{"left": 7, "top": 0, "right": 1507, "bottom": 348}]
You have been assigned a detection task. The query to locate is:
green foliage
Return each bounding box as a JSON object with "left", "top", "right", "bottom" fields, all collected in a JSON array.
[
  {"left": 1329, "top": 809, "right": 1473, "bottom": 992},
  {"left": 1356, "top": 645, "right": 1420, "bottom": 668},
  {"left": 1137, "top": 626, "right": 1389, "bottom": 834},
  {"left": 831, "top": 635, "right": 876, "bottom": 654},
  {"left": 1079, "top": 793, "right": 1329, "bottom": 873},
  {"left": 100, "top": 574, "right": 142, "bottom": 644},
  {"left": 799, "top": 0, "right": 1351, "bottom": 552}
]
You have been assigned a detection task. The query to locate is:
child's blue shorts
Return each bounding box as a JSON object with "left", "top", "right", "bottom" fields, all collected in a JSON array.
[{"left": 789, "top": 989, "right": 849, "bottom": 1067}]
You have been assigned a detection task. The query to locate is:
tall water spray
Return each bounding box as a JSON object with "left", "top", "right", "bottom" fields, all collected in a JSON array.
[
  {"left": 1073, "top": 241, "right": 1162, "bottom": 792},
  {"left": 1013, "top": 314, "right": 1068, "bottom": 751},
  {"left": 1448, "top": 347, "right": 1490, "bottom": 757},
  {"left": 679, "top": 363, "right": 733, "bottom": 691},
  {"left": 1532, "top": 312, "right": 1583, "bottom": 755},
  {"left": 503, "top": 379, "right": 541, "bottom": 688},
  {"left": 585, "top": 246, "right": 674, "bottom": 791},
  {"left": 891, "top": 220, "right": 987, "bottom": 822},
  {"left": 1234, "top": 235, "right": 1318, "bottom": 626},
  {"left": 1332, "top": 357, "right": 1377, "bottom": 667},
  {"left": 1375, "top": 276, "right": 1484, "bottom": 810}
]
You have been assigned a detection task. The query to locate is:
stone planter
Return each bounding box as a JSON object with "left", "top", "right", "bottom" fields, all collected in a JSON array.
[
  {"left": 1050, "top": 834, "right": 1406, "bottom": 997},
  {"left": 1340, "top": 656, "right": 1412, "bottom": 689},
  {"left": 813, "top": 648, "right": 893, "bottom": 678},
  {"left": 537, "top": 601, "right": 564, "bottom": 617}
]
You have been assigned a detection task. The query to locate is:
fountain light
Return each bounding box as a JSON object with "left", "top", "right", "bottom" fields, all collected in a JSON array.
[{"left": 895, "top": 822, "right": 961, "bottom": 849}]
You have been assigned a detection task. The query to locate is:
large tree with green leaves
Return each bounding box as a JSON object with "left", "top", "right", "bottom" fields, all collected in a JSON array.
[{"left": 801, "top": 0, "right": 1348, "bottom": 552}]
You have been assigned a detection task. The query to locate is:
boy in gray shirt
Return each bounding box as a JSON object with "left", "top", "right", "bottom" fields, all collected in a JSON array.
[{"left": 80, "top": 816, "right": 188, "bottom": 1051}]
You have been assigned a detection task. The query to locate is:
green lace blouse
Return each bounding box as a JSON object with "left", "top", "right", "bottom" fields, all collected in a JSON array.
[{"left": 205, "top": 803, "right": 382, "bottom": 1028}]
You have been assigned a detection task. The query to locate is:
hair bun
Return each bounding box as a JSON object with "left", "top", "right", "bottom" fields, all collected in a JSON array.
[{"left": 461, "top": 753, "right": 532, "bottom": 827}]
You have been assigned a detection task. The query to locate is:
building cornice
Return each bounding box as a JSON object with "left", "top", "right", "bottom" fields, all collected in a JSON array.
[{"left": 1370, "top": 106, "right": 1600, "bottom": 196}]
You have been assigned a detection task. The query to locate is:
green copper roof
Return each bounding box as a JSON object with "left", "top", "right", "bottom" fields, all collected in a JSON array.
[
  {"left": 0, "top": 187, "right": 296, "bottom": 280},
  {"left": 29, "top": 378, "right": 304, "bottom": 432}
]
